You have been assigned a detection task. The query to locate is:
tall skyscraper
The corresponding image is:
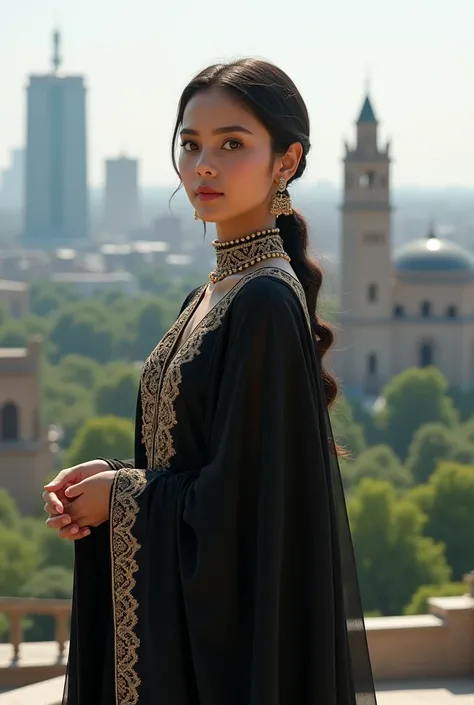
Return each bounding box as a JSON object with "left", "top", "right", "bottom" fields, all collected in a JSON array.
[
  {"left": 24, "top": 30, "right": 89, "bottom": 244},
  {"left": 103, "top": 155, "right": 141, "bottom": 236}
]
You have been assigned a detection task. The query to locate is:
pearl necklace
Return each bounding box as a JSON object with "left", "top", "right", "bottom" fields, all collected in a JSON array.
[{"left": 209, "top": 228, "right": 290, "bottom": 283}]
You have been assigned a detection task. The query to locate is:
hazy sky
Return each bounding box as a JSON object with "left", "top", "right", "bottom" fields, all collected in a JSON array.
[{"left": 2, "top": 0, "right": 473, "bottom": 188}]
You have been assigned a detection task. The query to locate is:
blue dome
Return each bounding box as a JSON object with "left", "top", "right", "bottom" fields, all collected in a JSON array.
[{"left": 394, "top": 236, "right": 474, "bottom": 275}]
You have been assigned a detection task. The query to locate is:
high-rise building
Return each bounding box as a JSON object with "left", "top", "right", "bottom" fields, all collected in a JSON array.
[
  {"left": 103, "top": 155, "right": 141, "bottom": 235},
  {"left": 23, "top": 30, "right": 89, "bottom": 244}
]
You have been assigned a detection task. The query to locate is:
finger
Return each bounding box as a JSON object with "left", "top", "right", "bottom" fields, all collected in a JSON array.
[
  {"left": 42, "top": 490, "right": 63, "bottom": 514},
  {"left": 46, "top": 514, "right": 72, "bottom": 530},
  {"left": 59, "top": 524, "right": 90, "bottom": 540},
  {"left": 65, "top": 479, "right": 88, "bottom": 499},
  {"left": 44, "top": 468, "right": 71, "bottom": 491}
]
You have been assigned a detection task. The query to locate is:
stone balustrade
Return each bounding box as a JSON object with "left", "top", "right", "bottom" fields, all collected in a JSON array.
[{"left": 0, "top": 597, "right": 71, "bottom": 690}]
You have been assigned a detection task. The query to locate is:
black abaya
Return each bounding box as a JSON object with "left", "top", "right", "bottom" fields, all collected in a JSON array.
[{"left": 64, "top": 267, "right": 377, "bottom": 705}]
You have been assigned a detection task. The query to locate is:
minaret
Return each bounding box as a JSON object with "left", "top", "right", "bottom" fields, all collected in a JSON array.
[
  {"left": 340, "top": 92, "right": 392, "bottom": 319},
  {"left": 337, "top": 92, "right": 393, "bottom": 396}
]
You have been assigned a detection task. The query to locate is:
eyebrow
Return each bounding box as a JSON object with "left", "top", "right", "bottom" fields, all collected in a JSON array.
[{"left": 180, "top": 125, "right": 253, "bottom": 136}]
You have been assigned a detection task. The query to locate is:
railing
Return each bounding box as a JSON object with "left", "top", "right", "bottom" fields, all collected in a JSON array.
[{"left": 0, "top": 597, "right": 71, "bottom": 665}]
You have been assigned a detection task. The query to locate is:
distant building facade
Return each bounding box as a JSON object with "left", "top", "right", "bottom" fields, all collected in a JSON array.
[
  {"left": 0, "top": 280, "right": 29, "bottom": 319},
  {"left": 0, "top": 338, "right": 52, "bottom": 515},
  {"left": 23, "top": 30, "right": 89, "bottom": 244},
  {"left": 336, "top": 95, "right": 474, "bottom": 396},
  {"left": 103, "top": 156, "right": 141, "bottom": 235}
]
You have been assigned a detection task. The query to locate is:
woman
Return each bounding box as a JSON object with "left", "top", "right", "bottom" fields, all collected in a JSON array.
[{"left": 43, "top": 58, "right": 377, "bottom": 705}]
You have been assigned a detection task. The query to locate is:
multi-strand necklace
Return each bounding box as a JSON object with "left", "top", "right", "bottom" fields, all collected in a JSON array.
[{"left": 209, "top": 228, "right": 290, "bottom": 284}]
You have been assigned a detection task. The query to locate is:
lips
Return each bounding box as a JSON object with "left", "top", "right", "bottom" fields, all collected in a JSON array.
[{"left": 196, "top": 186, "right": 223, "bottom": 202}]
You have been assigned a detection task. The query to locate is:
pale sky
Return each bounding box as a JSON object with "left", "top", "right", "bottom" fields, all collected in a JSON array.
[{"left": 1, "top": 0, "right": 473, "bottom": 187}]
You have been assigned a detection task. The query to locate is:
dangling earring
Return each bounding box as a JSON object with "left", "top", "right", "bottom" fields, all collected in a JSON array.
[
  {"left": 270, "top": 177, "right": 293, "bottom": 217},
  {"left": 194, "top": 210, "right": 200, "bottom": 221}
]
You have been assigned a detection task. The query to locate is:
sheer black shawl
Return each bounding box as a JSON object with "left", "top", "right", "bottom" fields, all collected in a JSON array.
[{"left": 64, "top": 273, "right": 376, "bottom": 705}]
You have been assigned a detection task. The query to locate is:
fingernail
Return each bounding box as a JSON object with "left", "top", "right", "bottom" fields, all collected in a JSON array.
[
  {"left": 70, "top": 526, "right": 79, "bottom": 535},
  {"left": 83, "top": 529, "right": 91, "bottom": 537},
  {"left": 61, "top": 516, "right": 71, "bottom": 525}
]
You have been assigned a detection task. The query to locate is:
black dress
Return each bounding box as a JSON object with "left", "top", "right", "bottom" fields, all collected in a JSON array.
[{"left": 64, "top": 268, "right": 377, "bottom": 705}]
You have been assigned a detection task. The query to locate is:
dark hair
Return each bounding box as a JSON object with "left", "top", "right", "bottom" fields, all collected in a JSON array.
[{"left": 171, "top": 58, "right": 338, "bottom": 410}]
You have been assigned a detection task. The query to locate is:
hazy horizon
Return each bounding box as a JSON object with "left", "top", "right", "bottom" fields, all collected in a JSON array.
[{"left": 1, "top": 0, "right": 473, "bottom": 189}]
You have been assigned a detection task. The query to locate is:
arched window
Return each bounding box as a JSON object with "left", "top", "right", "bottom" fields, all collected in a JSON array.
[
  {"left": 393, "top": 304, "right": 405, "bottom": 317},
  {"left": 359, "top": 170, "right": 375, "bottom": 189},
  {"left": 421, "top": 301, "right": 432, "bottom": 317},
  {"left": 367, "top": 353, "right": 378, "bottom": 376},
  {"left": 447, "top": 305, "right": 458, "bottom": 318},
  {"left": 368, "top": 282, "right": 378, "bottom": 303},
  {"left": 419, "top": 342, "right": 434, "bottom": 368},
  {"left": 1, "top": 402, "right": 19, "bottom": 441}
]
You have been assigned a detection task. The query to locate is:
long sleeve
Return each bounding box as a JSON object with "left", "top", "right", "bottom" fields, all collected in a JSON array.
[{"left": 109, "top": 277, "right": 376, "bottom": 705}]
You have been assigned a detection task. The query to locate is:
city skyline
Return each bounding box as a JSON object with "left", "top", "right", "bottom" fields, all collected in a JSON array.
[{"left": 1, "top": 0, "right": 473, "bottom": 188}]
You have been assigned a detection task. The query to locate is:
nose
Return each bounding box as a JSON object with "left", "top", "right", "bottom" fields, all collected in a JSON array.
[{"left": 195, "top": 150, "right": 218, "bottom": 178}]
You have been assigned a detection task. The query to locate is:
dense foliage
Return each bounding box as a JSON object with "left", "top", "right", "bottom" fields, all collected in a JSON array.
[{"left": 0, "top": 274, "right": 473, "bottom": 640}]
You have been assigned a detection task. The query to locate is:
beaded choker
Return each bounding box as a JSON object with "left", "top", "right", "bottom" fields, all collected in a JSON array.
[{"left": 209, "top": 228, "right": 290, "bottom": 283}]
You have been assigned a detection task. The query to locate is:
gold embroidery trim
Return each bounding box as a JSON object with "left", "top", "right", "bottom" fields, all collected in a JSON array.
[
  {"left": 110, "top": 468, "right": 147, "bottom": 705},
  {"left": 153, "top": 267, "right": 311, "bottom": 469},
  {"left": 109, "top": 268, "right": 311, "bottom": 702},
  {"left": 140, "top": 286, "right": 205, "bottom": 465}
]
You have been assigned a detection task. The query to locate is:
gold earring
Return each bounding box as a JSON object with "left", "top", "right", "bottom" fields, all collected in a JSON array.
[
  {"left": 270, "top": 177, "right": 293, "bottom": 217},
  {"left": 194, "top": 210, "right": 200, "bottom": 221}
]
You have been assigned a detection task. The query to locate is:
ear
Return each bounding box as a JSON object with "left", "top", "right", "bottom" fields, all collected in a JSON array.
[{"left": 274, "top": 142, "right": 303, "bottom": 185}]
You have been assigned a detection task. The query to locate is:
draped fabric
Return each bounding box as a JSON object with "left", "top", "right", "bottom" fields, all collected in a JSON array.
[{"left": 63, "top": 268, "right": 377, "bottom": 705}]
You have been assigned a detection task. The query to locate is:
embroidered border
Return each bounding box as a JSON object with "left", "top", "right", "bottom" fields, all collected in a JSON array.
[
  {"left": 109, "top": 268, "right": 311, "bottom": 702},
  {"left": 153, "top": 267, "right": 311, "bottom": 469},
  {"left": 110, "top": 468, "right": 147, "bottom": 705},
  {"left": 140, "top": 286, "right": 205, "bottom": 464}
]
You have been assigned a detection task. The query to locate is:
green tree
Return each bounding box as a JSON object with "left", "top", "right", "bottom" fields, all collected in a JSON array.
[
  {"left": 449, "top": 441, "right": 474, "bottom": 465},
  {"left": 49, "top": 301, "right": 116, "bottom": 363},
  {"left": 0, "top": 489, "right": 20, "bottom": 530},
  {"left": 96, "top": 367, "right": 139, "bottom": 420},
  {"left": 405, "top": 582, "right": 467, "bottom": 615},
  {"left": 43, "top": 377, "right": 95, "bottom": 448},
  {"left": 330, "top": 396, "right": 366, "bottom": 457},
  {"left": 424, "top": 462, "right": 474, "bottom": 580},
  {"left": 29, "top": 280, "right": 79, "bottom": 317},
  {"left": 59, "top": 354, "right": 101, "bottom": 388},
  {"left": 406, "top": 422, "right": 454, "bottom": 484},
  {"left": 348, "top": 478, "right": 450, "bottom": 615},
  {"left": 460, "top": 417, "right": 474, "bottom": 445},
  {"left": 346, "top": 445, "right": 412, "bottom": 490},
  {"left": 0, "top": 319, "right": 28, "bottom": 347},
  {"left": 66, "top": 416, "right": 134, "bottom": 467},
  {"left": 132, "top": 299, "right": 168, "bottom": 362},
  {"left": 378, "top": 367, "right": 458, "bottom": 460},
  {"left": 34, "top": 521, "right": 74, "bottom": 571},
  {"left": 0, "top": 528, "right": 39, "bottom": 596}
]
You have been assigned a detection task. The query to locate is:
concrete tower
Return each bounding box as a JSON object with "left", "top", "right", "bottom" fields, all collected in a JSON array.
[{"left": 24, "top": 30, "right": 89, "bottom": 244}]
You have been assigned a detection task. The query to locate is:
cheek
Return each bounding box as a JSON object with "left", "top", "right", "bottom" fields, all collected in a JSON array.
[
  {"left": 227, "top": 148, "right": 271, "bottom": 194},
  {"left": 178, "top": 154, "right": 195, "bottom": 193}
]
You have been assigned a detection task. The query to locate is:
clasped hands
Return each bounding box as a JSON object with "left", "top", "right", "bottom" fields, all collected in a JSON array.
[{"left": 42, "top": 460, "right": 116, "bottom": 541}]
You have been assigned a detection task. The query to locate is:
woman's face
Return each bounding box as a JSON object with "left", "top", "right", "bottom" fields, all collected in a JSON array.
[{"left": 178, "top": 88, "right": 279, "bottom": 226}]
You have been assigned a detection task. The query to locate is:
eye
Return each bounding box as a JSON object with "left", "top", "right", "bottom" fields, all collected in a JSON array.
[
  {"left": 180, "top": 140, "right": 198, "bottom": 151},
  {"left": 222, "top": 139, "right": 242, "bottom": 150}
]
